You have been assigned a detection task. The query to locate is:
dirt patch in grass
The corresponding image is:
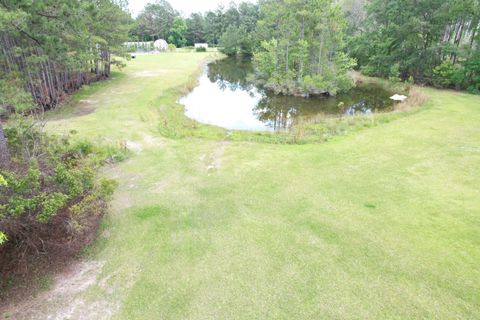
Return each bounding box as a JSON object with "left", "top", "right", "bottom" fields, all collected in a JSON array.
[
  {"left": 0, "top": 167, "right": 110, "bottom": 316},
  {"left": 1, "top": 259, "right": 118, "bottom": 320},
  {"left": 206, "top": 140, "right": 229, "bottom": 173},
  {"left": 126, "top": 141, "right": 143, "bottom": 153},
  {"left": 73, "top": 99, "right": 98, "bottom": 116},
  {"left": 394, "top": 87, "right": 429, "bottom": 111},
  {"left": 131, "top": 70, "right": 175, "bottom": 78}
]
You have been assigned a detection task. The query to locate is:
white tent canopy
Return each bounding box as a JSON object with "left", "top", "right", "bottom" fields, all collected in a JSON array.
[{"left": 154, "top": 39, "right": 168, "bottom": 52}]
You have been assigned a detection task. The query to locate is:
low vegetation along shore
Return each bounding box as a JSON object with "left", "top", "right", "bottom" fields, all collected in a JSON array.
[{"left": 2, "top": 52, "right": 479, "bottom": 319}]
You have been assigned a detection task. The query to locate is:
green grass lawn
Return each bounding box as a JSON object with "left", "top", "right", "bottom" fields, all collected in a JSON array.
[{"left": 46, "top": 53, "right": 480, "bottom": 319}]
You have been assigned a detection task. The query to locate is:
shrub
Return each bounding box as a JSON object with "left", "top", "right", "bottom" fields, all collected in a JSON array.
[
  {"left": 360, "top": 65, "right": 378, "bottom": 77},
  {"left": 167, "top": 43, "right": 176, "bottom": 52},
  {"left": 0, "top": 118, "right": 123, "bottom": 289},
  {"left": 196, "top": 47, "right": 207, "bottom": 52},
  {"left": 464, "top": 52, "right": 480, "bottom": 94},
  {"left": 0, "top": 73, "right": 34, "bottom": 118},
  {"left": 432, "top": 61, "right": 464, "bottom": 89},
  {"left": 388, "top": 63, "right": 401, "bottom": 83}
]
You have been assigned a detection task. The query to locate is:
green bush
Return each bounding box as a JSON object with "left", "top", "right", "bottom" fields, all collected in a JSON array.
[
  {"left": 464, "top": 52, "right": 480, "bottom": 94},
  {"left": 0, "top": 73, "right": 34, "bottom": 117},
  {"left": 0, "top": 118, "right": 124, "bottom": 282},
  {"left": 432, "top": 61, "right": 464, "bottom": 89},
  {"left": 360, "top": 65, "right": 378, "bottom": 77},
  {"left": 195, "top": 47, "right": 207, "bottom": 52},
  {"left": 388, "top": 63, "right": 401, "bottom": 83}
]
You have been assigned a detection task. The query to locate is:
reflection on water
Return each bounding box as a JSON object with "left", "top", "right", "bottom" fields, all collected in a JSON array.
[{"left": 180, "top": 56, "right": 394, "bottom": 131}]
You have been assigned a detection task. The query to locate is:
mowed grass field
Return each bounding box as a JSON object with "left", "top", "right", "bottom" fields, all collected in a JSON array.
[{"left": 42, "top": 53, "right": 480, "bottom": 319}]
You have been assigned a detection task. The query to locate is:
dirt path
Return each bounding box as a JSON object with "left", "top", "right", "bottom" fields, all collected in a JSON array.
[
  {"left": 2, "top": 53, "right": 220, "bottom": 320},
  {"left": 1, "top": 260, "right": 118, "bottom": 320},
  {"left": 205, "top": 140, "right": 229, "bottom": 173}
]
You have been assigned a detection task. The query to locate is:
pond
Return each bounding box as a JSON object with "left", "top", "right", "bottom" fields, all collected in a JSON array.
[{"left": 179, "top": 56, "right": 395, "bottom": 131}]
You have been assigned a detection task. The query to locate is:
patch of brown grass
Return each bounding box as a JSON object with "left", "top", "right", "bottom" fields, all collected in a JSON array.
[{"left": 394, "top": 86, "right": 429, "bottom": 111}]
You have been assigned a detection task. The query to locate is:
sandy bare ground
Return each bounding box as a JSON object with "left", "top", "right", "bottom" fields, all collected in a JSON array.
[{"left": 1, "top": 260, "right": 118, "bottom": 320}]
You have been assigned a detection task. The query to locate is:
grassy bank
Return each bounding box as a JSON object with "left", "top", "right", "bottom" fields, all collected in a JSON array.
[
  {"left": 46, "top": 53, "right": 427, "bottom": 145},
  {"left": 8, "top": 53, "right": 479, "bottom": 319}
]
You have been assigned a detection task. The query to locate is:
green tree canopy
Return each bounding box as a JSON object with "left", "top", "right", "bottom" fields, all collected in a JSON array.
[
  {"left": 254, "top": 0, "right": 356, "bottom": 96},
  {"left": 168, "top": 16, "right": 187, "bottom": 47},
  {"left": 346, "top": 0, "right": 480, "bottom": 91},
  {"left": 136, "top": 0, "right": 177, "bottom": 41}
]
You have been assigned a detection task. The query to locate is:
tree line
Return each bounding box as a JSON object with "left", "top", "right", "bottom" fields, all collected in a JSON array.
[
  {"left": 0, "top": 0, "right": 130, "bottom": 157},
  {"left": 1, "top": 0, "right": 480, "bottom": 117},
  {"left": 129, "top": 0, "right": 260, "bottom": 49},
  {"left": 4, "top": 0, "right": 477, "bottom": 113},
  {"left": 345, "top": 0, "right": 480, "bottom": 92},
  {"left": 0, "top": 0, "right": 131, "bottom": 116}
]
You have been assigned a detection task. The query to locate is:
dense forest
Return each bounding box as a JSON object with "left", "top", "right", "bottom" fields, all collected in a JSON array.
[
  {"left": 0, "top": 0, "right": 130, "bottom": 115},
  {"left": 347, "top": 0, "right": 480, "bottom": 93}
]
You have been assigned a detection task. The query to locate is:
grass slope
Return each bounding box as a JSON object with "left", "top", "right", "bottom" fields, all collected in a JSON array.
[{"left": 46, "top": 53, "right": 479, "bottom": 319}]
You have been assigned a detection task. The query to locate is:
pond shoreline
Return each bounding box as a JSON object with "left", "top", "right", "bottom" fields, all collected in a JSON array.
[{"left": 180, "top": 56, "right": 397, "bottom": 132}]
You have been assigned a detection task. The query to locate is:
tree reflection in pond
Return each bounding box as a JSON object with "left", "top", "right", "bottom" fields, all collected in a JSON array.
[
  {"left": 207, "top": 55, "right": 255, "bottom": 92},
  {"left": 180, "top": 56, "right": 394, "bottom": 131}
]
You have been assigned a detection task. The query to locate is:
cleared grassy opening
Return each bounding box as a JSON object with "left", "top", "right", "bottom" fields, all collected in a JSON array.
[{"left": 5, "top": 53, "right": 478, "bottom": 319}]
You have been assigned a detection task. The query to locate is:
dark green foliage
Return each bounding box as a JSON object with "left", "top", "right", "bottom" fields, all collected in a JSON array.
[
  {"left": 464, "top": 52, "right": 480, "bottom": 93},
  {"left": 167, "top": 17, "right": 187, "bottom": 47},
  {"left": 132, "top": 1, "right": 260, "bottom": 50},
  {"left": 219, "top": 26, "right": 253, "bottom": 56},
  {"left": 254, "top": 0, "right": 356, "bottom": 96},
  {"left": 134, "top": 0, "right": 177, "bottom": 41},
  {"left": 0, "top": 73, "right": 34, "bottom": 117},
  {"left": 195, "top": 47, "right": 207, "bottom": 52},
  {"left": 186, "top": 13, "right": 206, "bottom": 45},
  {"left": 432, "top": 62, "right": 464, "bottom": 89},
  {"left": 0, "top": 0, "right": 131, "bottom": 111},
  {"left": 346, "top": 0, "right": 480, "bottom": 91},
  {"left": 216, "top": 2, "right": 259, "bottom": 55}
]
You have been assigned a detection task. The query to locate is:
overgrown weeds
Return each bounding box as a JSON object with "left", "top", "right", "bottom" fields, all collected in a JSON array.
[{"left": 394, "top": 87, "right": 428, "bottom": 111}]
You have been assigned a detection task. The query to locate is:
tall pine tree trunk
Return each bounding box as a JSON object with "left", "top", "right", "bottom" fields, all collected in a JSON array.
[
  {"left": 285, "top": 44, "right": 289, "bottom": 74},
  {"left": 0, "top": 123, "right": 10, "bottom": 169},
  {"left": 299, "top": 15, "right": 305, "bottom": 82}
]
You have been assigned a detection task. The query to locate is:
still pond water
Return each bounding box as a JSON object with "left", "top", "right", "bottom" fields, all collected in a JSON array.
[{"left": 180, "top": 56, "right": 394, "bottom": 131}]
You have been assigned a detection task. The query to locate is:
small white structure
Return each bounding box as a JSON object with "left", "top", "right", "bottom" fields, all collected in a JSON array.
[
  {"left": 154, "top": 39, "right": 168, "bottom": 52},
  {"left": 390, "top": 94, "right": 408, "bottom": 101},
  {"left": 194, "top": 43, "right": 209, "bottom": 49}
]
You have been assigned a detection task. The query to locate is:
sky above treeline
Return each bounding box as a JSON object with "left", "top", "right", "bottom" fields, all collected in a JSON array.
[{"left": 128, "top": 0, "right": 257, "bottom": 17}]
